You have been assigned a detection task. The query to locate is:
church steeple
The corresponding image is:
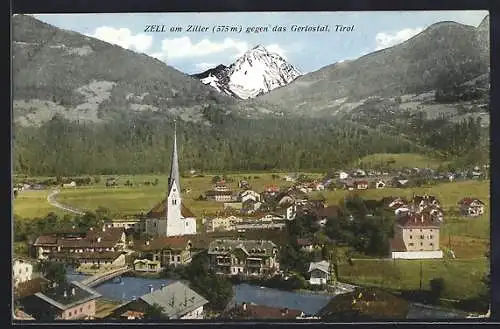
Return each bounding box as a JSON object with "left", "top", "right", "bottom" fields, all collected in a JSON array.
[{"left": 168, "top": 120, "right": 181, "bottom": 194}]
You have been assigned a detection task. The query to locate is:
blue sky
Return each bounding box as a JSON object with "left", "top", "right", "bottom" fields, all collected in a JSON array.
[{"left": 31, "top": 11, "right": 488, "bottom": 74}]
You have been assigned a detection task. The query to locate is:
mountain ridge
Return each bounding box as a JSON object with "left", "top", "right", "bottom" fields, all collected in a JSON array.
[{"left": 192, "top": 45, "right": 301, "bottom": 99}]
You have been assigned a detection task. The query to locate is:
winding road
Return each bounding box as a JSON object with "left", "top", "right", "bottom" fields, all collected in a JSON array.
[{"left": 47, "top": 189, "right": 86, "bottom": 215}]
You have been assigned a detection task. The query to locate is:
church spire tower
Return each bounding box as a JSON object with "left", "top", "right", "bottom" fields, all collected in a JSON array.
[{"left": 168, "top": 120, "right": 181, "bottom": 194}]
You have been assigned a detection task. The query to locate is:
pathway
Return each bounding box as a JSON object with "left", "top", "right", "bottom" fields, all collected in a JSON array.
[{"left": 47, "top": 189, "right": 86, "bottom": 215}]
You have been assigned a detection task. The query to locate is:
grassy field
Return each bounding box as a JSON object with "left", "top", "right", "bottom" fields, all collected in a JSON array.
[
  {"left": 13, "top": 190, "right": 66, "bottom": 218},
  {"left": 352, "top": 153, "right": 450, "bottom": 170},
  {"left": 338, "top": 258, "right": 488, "bottom": 301}
]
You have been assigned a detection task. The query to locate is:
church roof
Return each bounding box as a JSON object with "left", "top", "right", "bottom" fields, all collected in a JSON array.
[{"left": 147, "top": 198, "right": 195, "bottom": 219}]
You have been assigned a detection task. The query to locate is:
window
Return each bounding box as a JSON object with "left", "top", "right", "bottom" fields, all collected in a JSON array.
[
  {"left": 409, "top": 235, "right": 413, "bottom": 239},
  {"left": 429, "top": 235, "right": 433, "bottom": 239},
  {"left": 19, "top": 269, "right": 22, "bottom": 274},
  {"left": 80, "top": 308, "right": 83, "bottom": 312},
  {"left": 420, "top": 235, "right": 424, "bottom": 239},
  {"left": 420, "top": 242, "right": 423, "bottom": 246},
  {"left": 88, "top": 305, "right": 91, "bottom": 309},
  {"left": 430, "top": 243, "right": 434, "bottom": 246},
  {"left": 69, "top": 312, "right": 72, "bottom": 317},
  {"left": 186, "top": 222, "right": 188, "bottom": 227},
  {"left": 408, "top": 243, "right": 414, "bottom": 246},
  {"left": 177, "top": 256, "right": 181, "bottom": 262}
]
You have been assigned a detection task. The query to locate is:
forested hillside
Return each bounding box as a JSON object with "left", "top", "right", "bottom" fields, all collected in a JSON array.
[{"left": 13, "top": 107, "right": 488, "bottom": 176}]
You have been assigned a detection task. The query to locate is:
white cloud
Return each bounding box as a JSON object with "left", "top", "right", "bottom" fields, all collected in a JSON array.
[
  {"left": 194, "top": 62, "right": 218, "bottom": 71},
  {"left": 159, "top": 37, "right": 249, "bottom": 59},
  {"left": 375, "top": 27, "right": 423, "bottom": 51},
  {"left": 86, "top": 26, "right": 153, "bottom": 53},
  {"left": 157, "top": 36, "right": 293, "bottom": 62}
]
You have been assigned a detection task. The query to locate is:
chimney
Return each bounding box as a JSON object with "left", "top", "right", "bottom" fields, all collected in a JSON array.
[
  {"left": 71, "top": 288, "right": 76, "bottom": 296},
  {"left": 63, "top": 290, "right": 68, "bottom": 298},
  {"left": 242, "top": 302, "right": 247, "bottom": 311}
]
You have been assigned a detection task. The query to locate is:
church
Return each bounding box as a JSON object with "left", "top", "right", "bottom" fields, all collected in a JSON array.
[{"left": 143, "top": 123, "right": 197, "bottom": 237}]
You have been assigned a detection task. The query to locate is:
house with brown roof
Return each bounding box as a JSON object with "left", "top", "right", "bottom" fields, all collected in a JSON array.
[
  {"left": 205, "top": 183, "right": 235, "bottom": 202},
  {"left": 207, "top": 239, "right": 279, "bottom": 277},
  {"left": 458, "top": 198, "right": 485, "bottom": 217},
  {"left": 32, "top": 225, "right": 127, "bottom": 267},
  {"left": 390, "top": 211, "right": 443, "bottom": 259},
  {"left": 133, "top": 235, "right": 200, "bottom": 268},
  {"left": 224, "top": 302, "right": 305, "bottom": 319}
]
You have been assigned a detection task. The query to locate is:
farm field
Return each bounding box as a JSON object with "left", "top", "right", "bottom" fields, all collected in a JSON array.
[
  {"left": 13, "top": 190, "right": 66, "bottom": 218},
  {"left": 352, "top": 153, "right": 450, "bottom": 170},
  {"left": 338, "top": 258, "right": 488, "bottom": 302}
]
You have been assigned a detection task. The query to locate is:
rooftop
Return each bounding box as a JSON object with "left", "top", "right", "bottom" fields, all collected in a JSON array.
[
  {"left": 139, "top": 281, "right": 208, "bottom": 319},
  {"left": 34, "top": 281, "right": 101, "bottom": 310},
  {"left": 147, "top": 199, "right": 195, "bottom": 219}
]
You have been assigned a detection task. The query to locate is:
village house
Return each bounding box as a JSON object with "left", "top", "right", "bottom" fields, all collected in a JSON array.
[
  {"left": 133, "top": 259, "right": 162, "bottom": 273},
  {"left": 458, "top": 198, "right": 485, "bottom": 217},
  {"left": 239, "top": 189, "right": 261, "bottom": 203},
  {"left": 338, "top": 171, "right": 349, "bottom": 180},
  {"left": 390, "top": 211, "right": 443, "bottom": 259},
  {"left": 375, "top": 180, "right": 386, "bottom": 189},
  {"left": 62, "top": 181, "right": 77, "bottom": 188},
  {"left": 224, "top": 302, "right": 305, "bottom": 319},
  {"left": 32, "top": 225, "right": 127, "bottom": 267},
  {"left": 354, "top": 180, "right": 369, "bottom": 190},
  {"left": 13, "top": 257, "right": 36, "bottom": 288},
  {"left": 240, "top": 199, "right": 263, "bottom": 214},
  {"left": 19, "top": 281, "right": 101, "bottom": 320},
  {"left": 107, "top": 281, "right": 208, "bottom": 320},
  {"left": 238, "top": 179, "right": 250, "bottom": 189},
  {"left": 132, "top": 235, "right": 205, "bottom": 268},
  {"left": 106, "top": 218, "right": 144, "bottom": 232},
  {"left": 207, "top": 239, "right": 279, "bottom": 277},
  {"left": 205, "top": 215, "right": 243, "bottom": 232},
  {"left": 205, "top": 183, "right": 234, "bottom": 202},
  {"left": 308, "top": 260, "right": 330, "bottom": 286},
  {"left": 296, "top": 238, "right": 315, "bottom": 252}
]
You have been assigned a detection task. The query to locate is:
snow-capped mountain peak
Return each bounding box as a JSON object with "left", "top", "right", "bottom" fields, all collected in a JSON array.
[{"left": 193, "top": 45, "right": 301, "bottom": 99}]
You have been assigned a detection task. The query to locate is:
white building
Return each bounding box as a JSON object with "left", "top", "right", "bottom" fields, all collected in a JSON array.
[
  {"left": 144, "top": 122, "right": 197, "bottom": 237},
  {"left": 240, "top": 190, "right": 261, "bottom": 203},
  {"left": 13, "top": 257, "right": 35, "bottom": 287},
  {"left": 308, "top": 260, "right": 330, "bottom": 285}
]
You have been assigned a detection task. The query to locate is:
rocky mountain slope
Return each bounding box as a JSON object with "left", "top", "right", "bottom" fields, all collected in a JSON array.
[
  {"left": 193, "top": 45, "right": 301, "bottom": 99},
  {"left": 11, "top": 15, "right": 275, "bottom": 127},
  {"left": 259, "top": 17, "right": 490, "bottom": 117}
]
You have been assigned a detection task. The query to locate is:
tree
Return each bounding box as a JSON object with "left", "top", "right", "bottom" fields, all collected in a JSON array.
[
  {"left": 143, "top": 303, "right": 165, "bottom": 320},
  {"left": 429, "top": 278, "right": 446, "bottom": 302},
  {"left": 37, "top": 260, "right": 67, "bottom": 284}
]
